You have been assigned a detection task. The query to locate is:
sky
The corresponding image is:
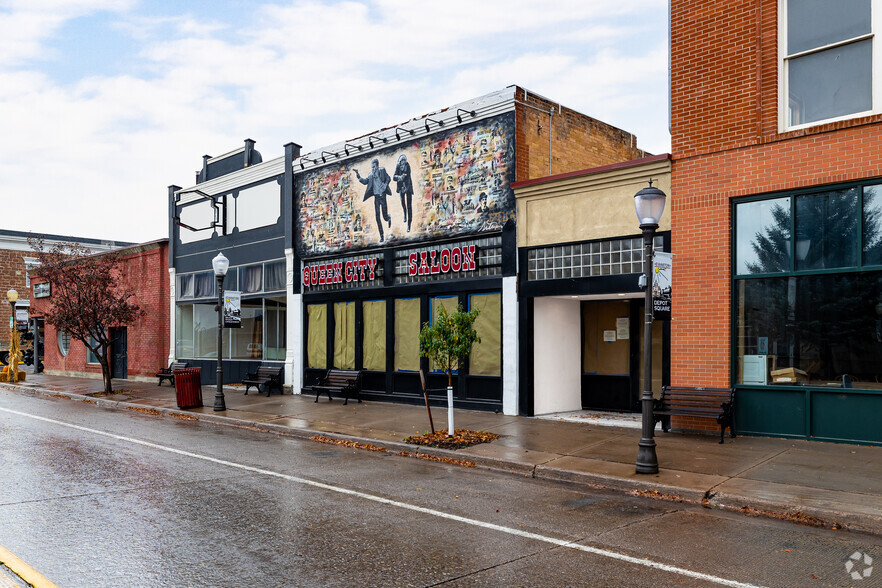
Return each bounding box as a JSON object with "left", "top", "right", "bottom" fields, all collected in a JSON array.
[{"left": 0, "top": 0, "right": 670, "bottom": 244}]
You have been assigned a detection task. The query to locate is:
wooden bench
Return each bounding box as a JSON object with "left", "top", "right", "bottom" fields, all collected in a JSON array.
[
  {"left": 156, "top": 362, "right": 189, "bottom": 386},
  {"left": 653, "top": 386, "right": 736, "bottom": 444},
  {"left": 312, "top": 369, "right": 362, "bottom": 405},
  {"left": 242, "top": 365, "right": 284, "bottom": 397}
]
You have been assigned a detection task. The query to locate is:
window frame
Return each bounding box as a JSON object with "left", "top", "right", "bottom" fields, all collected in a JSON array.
[
  {"left": 58, "top": 330, "right": 71, "bottom": 356},
  {"left": 778, "top": 0, "right": 881, "bottom": 132}
]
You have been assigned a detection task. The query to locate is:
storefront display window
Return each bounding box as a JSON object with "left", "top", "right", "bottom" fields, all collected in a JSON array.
[
  {"left": 307, "top": 304, "right": 327, "bottom": 369},
  {"left": 735, "top": 182, "right": 882, "bottom": 388},
  {"left": 394, "top": 298, "right": 420, "bottom": 371},
  {"left": 231, "top": 301, "right": 263, "bottom": 359},
  {"left": 264, "top": 260, "right": 285, "bottom": 292},
  {"left": 175, "top": 298, "right": 284, "bottom": 361},
  {"left": 241, "top": 264, "right": 263, "bottom": 294},
  {"left": 469, "top": 293, "right": 501, "bottom": 376},
  {"left": 264, "top": 299, "right": 286, "bottom": 361},
  {"left": 362, "top": 300, "right": 386, "bottom": 371},
  {"left": 333, "top": 301, "right": 355, "bottom": 369}
]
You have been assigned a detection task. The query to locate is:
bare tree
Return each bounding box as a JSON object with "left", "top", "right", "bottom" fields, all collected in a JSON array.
[{"left": 30, "top": 238, "right": 144, "bottom": 395}]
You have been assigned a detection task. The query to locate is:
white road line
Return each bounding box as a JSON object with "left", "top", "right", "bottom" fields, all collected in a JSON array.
[{"left": 0, "top": 406, "right": 763, "bottom": 588}]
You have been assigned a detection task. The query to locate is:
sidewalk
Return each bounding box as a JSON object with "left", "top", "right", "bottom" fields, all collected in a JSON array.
[{"left": 4, "top": 372, "right": 882, "bottom": 536}]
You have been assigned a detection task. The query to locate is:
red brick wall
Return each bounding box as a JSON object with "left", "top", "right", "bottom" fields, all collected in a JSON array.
[
  {"left": 31, "top": 242, "right": 169, "bottom": 381},
  {"left": 0, "top": 248, "right": 32, "bottom": 345},
  {"left": 670, "top": 0, "right": 882, "bottom": 429},
  {"left": 514, "top": 88, "right": 644, "bottom": 182}
]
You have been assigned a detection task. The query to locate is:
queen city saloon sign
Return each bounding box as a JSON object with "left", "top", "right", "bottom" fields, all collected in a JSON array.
[
  {"left": 303, "top": 258, "right": 379, "bottom": 287},
  {"left": 408, "top": 245, "right": 477, "bottom": 277}
]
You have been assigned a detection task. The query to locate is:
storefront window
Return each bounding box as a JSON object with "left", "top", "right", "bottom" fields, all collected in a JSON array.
[
  {"left": 241, "top": 264, "right": 263, "bottom": 294},
  {"left": 231, "top": 300, "right": 263, "bottom": 359},
  {"left": 87, "top": 336, "right": 100, "bottom": 364},
  {"left": 194, "top": 303, "right": 218, "bottom": 358},
  {"left": 735, "top": 183, "right": 882, "bottom": 389},
  {"left": 469, "top": 293, "right": 501, "bottom": 376},
  {"left": 735, "top": 197, "right": 791, "bottom": 275},
  {"left": 794, "top": 188, "right": 858, "bottom": 271},
  {"left": 176, "top": 305, "right": 194, "bottom": 357},
  {"left": 394, "top": 298, "right": 420, "bottom": 371},
  {"left": 264, "top": 299, "right": 286, "bottom": 361},
  {"left": 264, "top": 260, "right": 285, "bottom": 292},
  {"left": 193, "top": 272, "right": 215, "bottom": 299},
  {"left": 862, "top": 184, "right": 882, "bottom": 266},
  {"left": 333, "top": 301, "right": 355, "bottom": 369},
  {"left": 736, "top": 273, "right": 882, "bottom": 387},
  {"left": 582, "top": 300, "right": 630, "bottom": 376},
  {"left": 307, "top": 304, "right": 327, "bottom": 369},
  {"left": 362, "top": 300, "right": 386, "bottom": 371}
]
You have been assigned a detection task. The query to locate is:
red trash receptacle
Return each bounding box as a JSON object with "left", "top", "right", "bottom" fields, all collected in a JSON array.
[{"left": 173, "top": 367, "right": 203, "bottom": 409}]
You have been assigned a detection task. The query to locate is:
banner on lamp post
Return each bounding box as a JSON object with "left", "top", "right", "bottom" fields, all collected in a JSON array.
[
  {"left": 652, "top": 252, "right": 672, "bottom": 321},
  {"left": 223, "top": 291, "right": 241, "bottom": 328},
  {"left": 15, "top": 308, "right": 28, "bottom": 331}
]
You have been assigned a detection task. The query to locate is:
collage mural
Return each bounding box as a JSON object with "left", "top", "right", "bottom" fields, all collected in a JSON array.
[{"left": 297, "top": 113, "right": 516, "bottom": 256}]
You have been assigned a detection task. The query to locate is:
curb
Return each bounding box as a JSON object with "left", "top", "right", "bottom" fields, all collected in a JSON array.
[
  {"left": 4, "top": 382, "right": 881, "bottom": 537},
  {"left": 0, "top": 544, "right": 58, "bottom": 588}
]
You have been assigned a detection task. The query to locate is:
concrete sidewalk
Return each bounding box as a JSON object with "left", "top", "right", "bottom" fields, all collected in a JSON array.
[{"left": 3, "top": 372, "right": 882, "bottom": 536}]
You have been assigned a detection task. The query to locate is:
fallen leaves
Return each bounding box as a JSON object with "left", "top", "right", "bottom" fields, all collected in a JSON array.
[
  {"left": 169, "top": 413, "right": 198, "bottom": 421},
  {"left": 124, "top": 406, "right": 161, "bottom": 416},
  {"left": 309, "top": 435, "right": 478, "bottom": 468},
  {"left": 310, "top": 435, "right": 387, "bottom": 452},
  {"left": 405, "top": 429, "right": 500, "bottom": 450}
]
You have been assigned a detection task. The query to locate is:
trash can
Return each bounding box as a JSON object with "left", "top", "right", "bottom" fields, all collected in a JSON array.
[{"left": 173, "top": 367, "right": 203, "bottom": 409}]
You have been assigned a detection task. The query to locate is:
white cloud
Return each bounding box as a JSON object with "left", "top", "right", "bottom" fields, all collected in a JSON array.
[{"left": 0, "top": 0, "right": 670, "bottom": 242}]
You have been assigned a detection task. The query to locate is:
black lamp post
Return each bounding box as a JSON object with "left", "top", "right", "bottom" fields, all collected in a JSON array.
[
  {"left": 212, "top": 252, "right": 229, "bottom": 412},
  {"left": 634, "top": 180, "right": 666, "bottom": 475}
]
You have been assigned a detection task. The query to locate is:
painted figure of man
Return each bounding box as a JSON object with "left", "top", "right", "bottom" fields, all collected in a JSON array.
[
  {"left": 393, "top": 154, "right": 414, "bottom": 233},
  {"left": 353, "top": 159, "right": 392, "bottom": 242}
]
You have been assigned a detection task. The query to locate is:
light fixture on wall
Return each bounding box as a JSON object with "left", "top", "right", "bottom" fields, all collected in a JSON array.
[
  {"left": 212, "top": 252, "right": 229, "bottom": 412},
  {"left": 321, "top": 151, "right": 338, "bottom": 163},
  {"left": 343, "top": 143, "right": 362, "bottom": 156},
  {"left": 394, "top": 126, "right": 415, "bottom": 141},
  {"left": 456, "top": 108, "right": 476, "bottom": 123},
  {"left": 425, "top": 117, "right": 444, "bottom": 132},
  {"left": 633, "top": 178, "right": 666, "bottom": 475}
]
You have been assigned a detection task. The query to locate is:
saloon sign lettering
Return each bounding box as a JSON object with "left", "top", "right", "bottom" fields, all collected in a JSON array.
[
  {"left": 303, "top": 258, "right": 379, "bottom": 287},
  {"left": 408, "top": 245, "right": 476, "bottom": 277}
]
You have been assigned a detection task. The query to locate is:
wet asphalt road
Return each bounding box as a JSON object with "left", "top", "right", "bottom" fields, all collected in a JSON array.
[{"left": 0, "top": 389, "right": 880, "bottom": 588}]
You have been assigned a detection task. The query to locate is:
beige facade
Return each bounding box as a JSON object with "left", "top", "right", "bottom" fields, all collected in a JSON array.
[{"left": 514, "top": 155, "right": 671, "bottom": 249}]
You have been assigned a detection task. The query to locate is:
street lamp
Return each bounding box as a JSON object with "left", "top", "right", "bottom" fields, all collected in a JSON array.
[
  {"left": 6, "top": 289, "right": 18, "bottom": 383},
  {"left": 634, "top": 180, "right": 666, "bottom": 475},
  {"left": 212, "top": 252, "right": 229, "bottom": 412}
]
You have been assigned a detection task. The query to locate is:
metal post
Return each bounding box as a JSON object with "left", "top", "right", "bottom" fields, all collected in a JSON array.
[
  {"left": 214, "top": 275, "right": 226, "bottom": 412},
  {"left": 636, "top": 224, "right": 659, "bottom": 474}
]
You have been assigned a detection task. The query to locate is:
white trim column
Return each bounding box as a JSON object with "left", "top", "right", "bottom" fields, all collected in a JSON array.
[
  {"left": 285, "top": 248, "right": 303, "bottom": 393},
  {"left": 502, "top": 275, "right": 518, "bottom": 415},
  {"left": 168, "top": 268, "right": 176, "bottom": 365}
]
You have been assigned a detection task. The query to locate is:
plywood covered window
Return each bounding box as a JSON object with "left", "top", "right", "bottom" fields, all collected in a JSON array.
[
  {"left": 582, "top": 300, "right": 630, "bottom": 376},
  {"left": 362, "top": 300, "right": 386, "bottom": 371},
  {"left": 469, "top": 293, "right": 501, "bottom": 376},
  {"left": 333, "top": 301, "right": 355, "bottom": 369},
  {"left": 307, "top": 304, "right": 327, "bottom": 369},
  {"left": 394, "top": 297, "right": 420, "bottom": 371}
]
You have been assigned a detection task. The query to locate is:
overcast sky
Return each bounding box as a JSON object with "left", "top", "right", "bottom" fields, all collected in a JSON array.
[{"left": 0, "top": 0, "right": 670, "bottom": 244}]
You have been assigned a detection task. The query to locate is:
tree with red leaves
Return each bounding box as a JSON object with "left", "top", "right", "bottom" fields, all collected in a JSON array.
[{"left": 30, "top": 238, "right": 144, "bottom": 395}]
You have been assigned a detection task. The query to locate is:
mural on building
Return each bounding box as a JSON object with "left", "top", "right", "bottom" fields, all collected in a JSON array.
[{"left": 297, "top": 113, "right": 515, "bottom": 255}]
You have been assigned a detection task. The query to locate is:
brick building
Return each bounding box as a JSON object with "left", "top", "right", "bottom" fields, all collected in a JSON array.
[
  {"left": 31, "top": 240, "right": 169, "bottom": 382},
  {"left": 0, "top": 230, "right": 130, "bottom": 358},
  {"left": 170, "top": 86, "right": 646, "bottom": 413},
  {"left": 671, "top": 0, "right": 882, "bottom": 442}
]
